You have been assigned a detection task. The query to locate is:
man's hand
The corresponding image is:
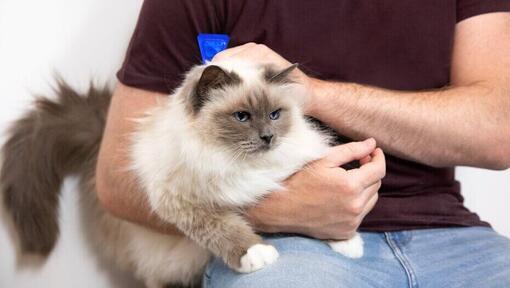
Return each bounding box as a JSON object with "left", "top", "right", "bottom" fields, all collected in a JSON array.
[
  {"left": 246, "top": 139, "right": 385, "bottom": 240},
  {"left": 213, "top": 42, "right": 291, "bottom": 69},
  {"left": 212, "top": 43, "right": 317, "bottom": 112}
]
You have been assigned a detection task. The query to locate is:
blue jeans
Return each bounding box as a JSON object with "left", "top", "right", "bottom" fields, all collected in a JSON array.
[{"left": 203, "top": 227, "right": 510, "bottom": 287}]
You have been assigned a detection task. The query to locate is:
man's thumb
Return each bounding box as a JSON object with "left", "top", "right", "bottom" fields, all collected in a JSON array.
[{"left": 322, "top": 138, "right": 376, "bottom": 167}]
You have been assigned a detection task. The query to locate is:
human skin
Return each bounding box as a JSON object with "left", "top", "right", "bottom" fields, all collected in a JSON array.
[
  {"left": 96, "top": 83, "right": 384, "bottom": 240},
  {"left": 213, "top": 13, "right": 510, "bottom": 169},
  {"left": 96, "top": 12, "right": 510, "bottom": 239}
]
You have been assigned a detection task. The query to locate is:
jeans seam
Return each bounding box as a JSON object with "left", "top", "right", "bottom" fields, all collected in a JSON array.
[
  {"left": 384, "top": 232, "right": 419, "bottom": 288},
  {"left": 202, "top": 271, "right": 211, "bottom": 288},
  {"left": 202, "top": 262, "right": 212, "bottom": 288}
]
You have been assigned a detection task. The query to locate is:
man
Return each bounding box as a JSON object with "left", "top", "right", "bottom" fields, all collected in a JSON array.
[{"left": 96, "top": 0, "right": 510, "bottom": 287}]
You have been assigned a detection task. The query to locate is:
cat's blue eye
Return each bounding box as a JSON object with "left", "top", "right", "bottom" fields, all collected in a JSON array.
[
  {"left": 269, "top": 109, "right": 281, "bottom": 120},
  {"left": 233, "top": 111, "right": 251, "bottom": 122}
]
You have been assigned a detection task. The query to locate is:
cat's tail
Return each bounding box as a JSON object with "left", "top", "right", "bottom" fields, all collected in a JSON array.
[{"left": 1, "top": 80, "right": 111, "bottom": 257}]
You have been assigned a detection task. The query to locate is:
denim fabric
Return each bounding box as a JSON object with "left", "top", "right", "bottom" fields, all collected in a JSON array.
[{"left": 203, "top": 227, "right": 510, "bottom": 288}]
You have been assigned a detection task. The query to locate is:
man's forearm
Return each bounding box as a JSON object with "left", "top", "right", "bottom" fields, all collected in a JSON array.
[{"left": 307, "top": 79, "right": 510, "bottom": 169}]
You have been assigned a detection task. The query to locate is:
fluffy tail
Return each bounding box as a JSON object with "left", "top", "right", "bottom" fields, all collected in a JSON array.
[{"left": 1, "top": 81, "right": 111, "bottom": 256}]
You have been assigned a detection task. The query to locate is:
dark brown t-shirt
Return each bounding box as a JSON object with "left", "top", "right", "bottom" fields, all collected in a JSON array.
[{"left": 117, "top": 0, "right": 510, "bottom": 231}]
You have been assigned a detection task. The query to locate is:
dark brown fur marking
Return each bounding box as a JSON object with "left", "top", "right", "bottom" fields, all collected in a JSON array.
[
  {"left": 263, "top": 63, "right": 299, "bottom": 84},
  {"left": 1, "top": 80, "right": 111, "bottom": 256},
  {"left": 192, "top": 65, "right": 241, "bottom": 114}
]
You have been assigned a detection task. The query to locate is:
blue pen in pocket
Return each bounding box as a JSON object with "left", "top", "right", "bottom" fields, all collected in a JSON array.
[{"left": 197, "top": 33, "right": 230, "bottom": 63}]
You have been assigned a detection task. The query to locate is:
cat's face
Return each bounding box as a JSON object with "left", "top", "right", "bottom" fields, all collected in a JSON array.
[
  {"left": 189, "top": 62, "right": 303, "bottom": 156},
  {"left": 208, "top": 86, "right": 293, "bottom": 154}
]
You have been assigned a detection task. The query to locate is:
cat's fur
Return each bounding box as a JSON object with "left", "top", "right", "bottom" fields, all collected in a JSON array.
[{"left": 1, "top": 60, "right": 363, "bottom": 288}]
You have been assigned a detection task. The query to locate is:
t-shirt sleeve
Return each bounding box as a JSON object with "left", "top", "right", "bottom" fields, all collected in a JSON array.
[
  {"left": 457, "top": 0, "right": 510, "bottom": 23},
  {"left": 117, "top": 0, "right": 226, "bottom": 94}
]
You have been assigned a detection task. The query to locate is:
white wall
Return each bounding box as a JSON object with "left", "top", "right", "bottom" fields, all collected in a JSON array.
[
  {"left": 0, "top": 1, "right": 144, "bottom": 287},
  {"left": 0, "top": 1, "right": 508, "bottom": 287},
  {"left": 458, "top": 167, "right": 510, "bottom": 235}
]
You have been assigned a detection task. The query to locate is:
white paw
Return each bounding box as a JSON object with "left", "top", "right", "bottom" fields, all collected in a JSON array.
[
  {"left": 329, "top": 233, "right": 364, "bottom": 258},
  {"left": 236, "top": 244, "right": 279, "bottom": 273}
]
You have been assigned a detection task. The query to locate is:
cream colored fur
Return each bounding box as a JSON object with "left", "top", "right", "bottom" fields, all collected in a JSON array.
[
  {"left": 44, "top": 60, "right": 363, "bottom": 288},
  {"left": 121, "top": 60, "right": 362, "bottom": 286}
]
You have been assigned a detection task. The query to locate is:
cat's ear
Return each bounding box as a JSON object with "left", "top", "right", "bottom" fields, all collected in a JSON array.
[
  {"left": 192, "top": 65, "right": 240, "bottom": 113},
  {"left": 265, "top": 63, "right": 299, "bottom": 84}
]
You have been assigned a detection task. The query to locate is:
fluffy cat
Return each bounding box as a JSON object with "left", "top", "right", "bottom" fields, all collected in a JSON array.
[{"left": 1, "top": 60, "right": 363, "bottom": 288}]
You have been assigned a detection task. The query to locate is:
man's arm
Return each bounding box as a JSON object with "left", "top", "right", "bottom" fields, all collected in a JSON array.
[
  {"left": 95, "top": 83, "right": 182, "bottom": 234},
  {"left": 306, "top": 13, "right": 510, "bottom": 169},
  {"left": 213, "top": 13, "right": 509, "bottom": 237},
  {"left": 310, "top": 13, "right": 510, "bottom": 169},
  {"left": 95, "top": 83, "right": 385, "bottom": 239},
  {"left": 215, "top": 13, "right": 510, "bottom": 170}
]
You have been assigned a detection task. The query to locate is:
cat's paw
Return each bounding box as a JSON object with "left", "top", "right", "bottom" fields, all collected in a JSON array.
[
  {"left": 236, "top": 244, "right": 279, "bottom": 273},
  {"left": 329, "top": 233, "right": 364, "bottom": 258}
]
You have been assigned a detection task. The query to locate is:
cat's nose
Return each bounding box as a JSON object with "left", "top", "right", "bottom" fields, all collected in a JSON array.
[{"left": 260, "top": 134, "right": 273, "bottom": 144}]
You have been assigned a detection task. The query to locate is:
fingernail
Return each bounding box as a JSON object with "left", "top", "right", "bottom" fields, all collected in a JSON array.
[{"left": 364, "top": 138, "right": 375, "bottom": 145}]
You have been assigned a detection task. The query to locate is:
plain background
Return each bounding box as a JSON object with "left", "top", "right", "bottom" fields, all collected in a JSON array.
[{"left": 0, "top": 1, "right": 509, "bottom": 287}]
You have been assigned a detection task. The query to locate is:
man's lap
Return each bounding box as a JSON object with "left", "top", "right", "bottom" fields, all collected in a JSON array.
[
  {"left": 203, "top": 232, "right": 407, "bottom": 288},
  {"left": 203, "top": 227, "right": 510, "bottom": 288}
]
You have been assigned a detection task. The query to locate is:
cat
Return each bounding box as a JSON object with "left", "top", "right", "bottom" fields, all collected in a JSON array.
[{"left": 1, "top": 60, "right": 363, "bottom": 288}]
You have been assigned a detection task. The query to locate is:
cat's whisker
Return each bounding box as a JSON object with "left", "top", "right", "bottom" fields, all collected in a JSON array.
[
  {"left": 230, "top": 148, "right": 244, "bottom": 165},
  {"left": 224, "top": 146, "right": 246, "bottom": 169}
]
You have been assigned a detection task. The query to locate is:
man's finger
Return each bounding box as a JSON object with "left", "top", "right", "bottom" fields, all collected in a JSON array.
[
  {"left": 347, "top": 148, "right": 386, "bottom": 187},
  {"left": 212, "top": 42, "right": 257, "bottom": 61},
  {"left": 361, "top": 180, "right": 381, "bottom": 201},
  {"left": 360, "top": 191, "right": 379, "bottom": 218},
  {"left": 321, "top": 138, "right": 376, "bottom": 167},
  {"left": 359, "top": 154, "right": 372, "bottom": 165}
]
